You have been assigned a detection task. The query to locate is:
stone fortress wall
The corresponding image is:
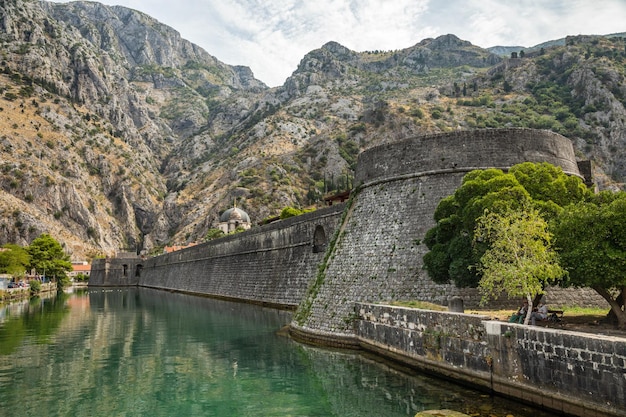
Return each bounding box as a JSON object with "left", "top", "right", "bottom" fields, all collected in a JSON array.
[
  {"left": 292, "top": 128, "right": 603, "bottom": 340},
  {"left": 90, "top": 203, "right": 345, "bottom": 308},
  {"left": 89, "top": 128, "right": 619, "bottom": 416},
  {"left": 91, "top": 128, "right": 605, "bottom": 324}
]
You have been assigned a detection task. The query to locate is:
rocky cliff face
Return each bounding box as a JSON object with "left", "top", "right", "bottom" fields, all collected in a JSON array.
[
  {"left": 0, "top": 0, "right": 266, "bottom": 258},
  {"left": 0, "top": 0, "right": 624, "bottom": 259}
]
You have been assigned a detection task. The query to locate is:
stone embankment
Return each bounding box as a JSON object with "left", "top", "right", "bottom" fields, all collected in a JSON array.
[
  {"left": 355, "top": 304, "right": 625, "bottom": 417},
  {"left": 1, "top": 282, "right": 57, "bottom": 302}
]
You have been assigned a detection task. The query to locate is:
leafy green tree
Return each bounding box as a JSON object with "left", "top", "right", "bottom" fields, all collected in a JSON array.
[
  {"left": 552, "top": 191, "right": 626, "bottom": 329},
  {"left": 27, "top": 234, "right": 72, "bottom": 289},
  {"left": 0, "top": 244, "right": 31, "bottom": 277},
  {"left": 73, "top": 273, "right": 89, "bottom": 282},
  {"left": 423, "top": 162, "right": 590, "bottom": 288},
  {"left": 475, "top": 208, "right": 565, "bottom": 324}
]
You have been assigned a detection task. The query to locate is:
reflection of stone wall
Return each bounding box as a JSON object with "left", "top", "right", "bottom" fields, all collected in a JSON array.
[{"left": 354, "top": 303, "right": 625, "bottom": 417}]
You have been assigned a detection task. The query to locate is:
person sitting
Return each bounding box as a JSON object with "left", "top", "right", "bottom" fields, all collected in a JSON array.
[
  {"left": 509, "top": 300, "right": 528, "bottom": 323},
  {"left": 531, "top": 302, "right": 549, "bottom": 325}
]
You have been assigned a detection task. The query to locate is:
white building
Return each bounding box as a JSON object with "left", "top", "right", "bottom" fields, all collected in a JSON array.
[{"left": 217, "top": 206, "right": 251, "bottom": 234}]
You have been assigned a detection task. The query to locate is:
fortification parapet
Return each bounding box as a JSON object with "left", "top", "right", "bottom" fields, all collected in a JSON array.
[{"left": 355, "top": 128, "right": 582, "bottom": 187}]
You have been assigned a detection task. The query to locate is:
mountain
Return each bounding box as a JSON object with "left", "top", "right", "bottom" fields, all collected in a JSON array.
[{"left": 1, "top": 0, "right": 625, "bottom": 260}]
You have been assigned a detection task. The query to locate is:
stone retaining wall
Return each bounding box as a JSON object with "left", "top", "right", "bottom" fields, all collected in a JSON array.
[{"left": 355, "top": 303, "right": 625, "bottom": 417}]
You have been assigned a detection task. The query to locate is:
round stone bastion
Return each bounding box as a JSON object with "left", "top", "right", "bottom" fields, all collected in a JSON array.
[{"left": 355, "top": 128, "right": 583, "bottom": 187}]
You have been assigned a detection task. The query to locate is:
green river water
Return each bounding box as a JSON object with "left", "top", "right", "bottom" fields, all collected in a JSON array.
[{"left": 0, "top": 288, "right": 558, "bottom": 417}]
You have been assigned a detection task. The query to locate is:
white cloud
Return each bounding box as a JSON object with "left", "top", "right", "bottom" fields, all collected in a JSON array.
[{"left": 48, "top": 0, "right": 626, "bottom": 86}]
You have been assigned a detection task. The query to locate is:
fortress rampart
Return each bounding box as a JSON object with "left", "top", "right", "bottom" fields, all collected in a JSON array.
[
  {"left": 91, "top": 128, "right": 602, "bottom": 317},
  {"left": 292, "top": 128, "right": 600, "bottom": 340},
  {"left": 90, "top": 128, "right": 616, "bottom": 416},
  {"left": 90, "top": 204, "right": 345, "bottom": 308}
]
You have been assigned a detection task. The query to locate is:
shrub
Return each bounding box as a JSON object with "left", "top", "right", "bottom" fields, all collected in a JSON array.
[
  {"left": 205, "top": 228, "right": 225, "bottom": 241},
  {"left": 280, "top": 206, "right": 315, "bottom": 219},
  {"left": 29, "top": 279, "right": 41, "bottom": 295}
]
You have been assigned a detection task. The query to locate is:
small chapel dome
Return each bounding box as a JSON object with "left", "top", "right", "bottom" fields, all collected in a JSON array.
[
  {"left": 217, "top": 204, "right": 252, "bottom": 234},
  {"left": 220, "top": 207, "right": 250, "bottom": 223}
]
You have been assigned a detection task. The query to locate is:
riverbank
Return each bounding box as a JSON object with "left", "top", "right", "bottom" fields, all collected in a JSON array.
[
  {"left": 350, "top": 303, "right": 625, "bottom": 417},
  {"left": 1, "top": 282, "right": 58, "bottom": 303}
]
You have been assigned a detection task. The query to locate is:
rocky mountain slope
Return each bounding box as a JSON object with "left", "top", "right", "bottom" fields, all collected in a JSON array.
[{"left": 0, "top": 0, "right": 625, "bottom": 260}]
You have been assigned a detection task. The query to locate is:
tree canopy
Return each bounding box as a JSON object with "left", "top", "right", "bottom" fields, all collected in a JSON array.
[
  {"left": 423, "top": 161, "right": 626, "bottom": 328},
  {"left": 423, "top": 162, "right": 590, "bottom": 288},
  {"left": 0, "top": 244, "right": 31, "bottom": 276},
  {"left": 26, "top": 234, "right": 72, "bottom": 287},
  {"left": 205, "top": 228, "right": 225, "bottom": 241},
  {"left": 280, "top": 206, "right": 315, "bottom": 219},
  {"left": 474, "top": 208, "right": 565, "bottom": 323},
  {"left": 552, "top": 191, "right": 626, "bottom": 328}
]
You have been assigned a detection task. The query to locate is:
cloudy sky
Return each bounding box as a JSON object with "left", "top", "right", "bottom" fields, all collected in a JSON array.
[{"left": 50, "top": 0, "right": 626, "bottom": 87}]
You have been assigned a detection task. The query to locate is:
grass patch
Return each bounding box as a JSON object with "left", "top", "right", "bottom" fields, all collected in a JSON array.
[
  {"left": 389, "top": 300, "right": 447, "bottom": 311},
  {"left": 466, "top": 306, "right": 609, "bottom": 316},
  {"left": 558, "top": 306, "right": 609, "bottom": 316},
  {"left": 465, "top": 306, "right": 611, "bottom": 324}
]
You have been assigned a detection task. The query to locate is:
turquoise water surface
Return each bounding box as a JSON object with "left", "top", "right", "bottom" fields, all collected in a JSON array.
[{"left": 0, "top": 288, "right": 555, "bottom": 417}]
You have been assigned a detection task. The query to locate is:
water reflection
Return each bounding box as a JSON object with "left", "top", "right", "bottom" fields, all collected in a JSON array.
[{"left": 0, "top": 288, "right": 556, "bottom": 417}]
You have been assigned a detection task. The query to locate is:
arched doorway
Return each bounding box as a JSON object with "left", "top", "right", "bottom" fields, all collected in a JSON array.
[{"left": 313, "top": 225, "right": 327, "bottom": 253}]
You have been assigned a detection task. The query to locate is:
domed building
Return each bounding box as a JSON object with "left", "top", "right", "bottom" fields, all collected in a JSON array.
[{"left": 217, "top": 204, "right": 251, "bottom": 234}]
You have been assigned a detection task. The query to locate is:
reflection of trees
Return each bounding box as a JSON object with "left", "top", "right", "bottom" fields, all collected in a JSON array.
[
  {"left": 2, "top": 289, "right": 327, "bottom": 416},
  {"left": 63, "top": 289, "right": 325, "bottom": 416},
  {"left": 0, "top": 292, "right": 70, "bottom": 355}
]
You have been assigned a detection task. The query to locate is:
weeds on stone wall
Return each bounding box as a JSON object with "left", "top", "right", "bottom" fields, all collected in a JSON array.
[{"left": 293, "top": 188, "right": 359, "bottom": 326}]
